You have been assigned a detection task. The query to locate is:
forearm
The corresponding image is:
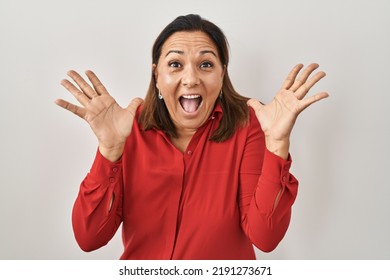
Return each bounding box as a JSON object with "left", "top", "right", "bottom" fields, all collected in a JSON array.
[
  {"left": 240, "top": 150, "right": 298, "bottom": 252},
  {"left": 72, "top": 149, "right": 123, "bottom": 251}
]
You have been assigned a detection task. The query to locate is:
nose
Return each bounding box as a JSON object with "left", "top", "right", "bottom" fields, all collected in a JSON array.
[{"left": 181, "top": 65, "right": 200, "bottom": 87}]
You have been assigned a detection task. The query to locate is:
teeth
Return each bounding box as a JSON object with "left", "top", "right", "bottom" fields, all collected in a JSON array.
[{"left": 181, "top": 94, "right": 200, "bottom": 99}]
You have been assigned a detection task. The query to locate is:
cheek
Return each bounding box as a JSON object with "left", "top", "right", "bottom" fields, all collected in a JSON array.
[
  {"left": 157, "top": 74, "right": 179, "bottom": 108},
  {"left": 205, "top": 77, "right": 223, "bottom": 95},
  {"left": 156, "top": 70, "right": 177, "bottom": 89}
]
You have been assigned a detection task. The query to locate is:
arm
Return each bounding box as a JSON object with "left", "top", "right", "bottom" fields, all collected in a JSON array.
[
  {"left": 242, "top": 63, "right": 328, "bottom": 251},
  {"left": 239, "top": 111, "right": 298, "bottom": 252},
  {"left": 55, "top": 70, "right": 143, "bottom": 250}
]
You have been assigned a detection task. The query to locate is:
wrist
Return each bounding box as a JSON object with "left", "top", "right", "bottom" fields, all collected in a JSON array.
[
  {"left": 265, "top": 137, "right": 290, "bottom": 160},
  {"left": 98, "top": 143, "right": 125, "bottom": 162}
]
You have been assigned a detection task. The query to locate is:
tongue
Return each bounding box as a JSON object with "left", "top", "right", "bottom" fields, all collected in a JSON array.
[{"left": 180, "top": 98, "right": 199, "bottom": 113}]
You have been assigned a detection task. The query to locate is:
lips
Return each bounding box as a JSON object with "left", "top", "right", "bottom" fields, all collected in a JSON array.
[{"left": 179, "top": 94, "right": 202, "bottom": 113}]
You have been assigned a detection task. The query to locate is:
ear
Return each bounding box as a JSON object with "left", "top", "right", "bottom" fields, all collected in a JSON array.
[{"left": 152, "top": 64, "right": 158, "bottom": 89}]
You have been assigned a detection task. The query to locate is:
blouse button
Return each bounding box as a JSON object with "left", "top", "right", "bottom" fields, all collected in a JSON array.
[
  {"left": 113, "top": 167, "right": 118, "bottom": 172},
  {"left": 187, "top": 150, "right": 193, "bottom": 155},
  {"left": 282, "top": 176, "right": 286, "bottom": 182},
  {"left": 109, "top": 177, "right": 115, "bottom": 183}
]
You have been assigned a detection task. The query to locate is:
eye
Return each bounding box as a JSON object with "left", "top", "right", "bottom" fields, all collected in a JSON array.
[
  {"left": 169, "top": 61, "right": 182, "bottom": 68},
  {"left": 200, "top": 61, "right": 213, "bottom": 69}
]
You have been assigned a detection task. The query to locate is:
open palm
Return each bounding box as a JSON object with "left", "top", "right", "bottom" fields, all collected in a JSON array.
[
  {"left": 56, "top": 70, "right": 143, "bottom": 161},
  {"left": 248, "top": 63, "right": 328, "bottom": 157}
]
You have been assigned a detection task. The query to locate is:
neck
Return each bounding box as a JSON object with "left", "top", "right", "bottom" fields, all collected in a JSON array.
[{"left": 171, "top": 128, "right": 197, "bottom": 153}]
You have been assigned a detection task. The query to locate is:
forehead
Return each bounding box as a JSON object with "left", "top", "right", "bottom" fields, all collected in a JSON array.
[{"left": 161, "top": 31, "right": 218, "bottom": 54}]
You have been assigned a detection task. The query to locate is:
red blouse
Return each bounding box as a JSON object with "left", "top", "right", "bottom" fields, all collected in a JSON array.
[{"left": 72, "top": 103, "right": 298, "bottom": 259}]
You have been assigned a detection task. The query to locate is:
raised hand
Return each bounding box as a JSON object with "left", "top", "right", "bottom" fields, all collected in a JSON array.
[
  {"left": 247, "top": 63, "right": 329, "bottom": 159},
  {"left": 55, "top": 70, "right": 143, "bottom": 162}
]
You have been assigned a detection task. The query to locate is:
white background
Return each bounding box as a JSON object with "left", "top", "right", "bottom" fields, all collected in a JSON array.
[{"left": 0, "top": 0, "right": 389, "bottom": 259}]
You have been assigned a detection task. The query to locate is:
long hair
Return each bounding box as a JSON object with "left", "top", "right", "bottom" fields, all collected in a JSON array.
[{"left": 139, "top": 14, "right": 249, "bottom": 142}]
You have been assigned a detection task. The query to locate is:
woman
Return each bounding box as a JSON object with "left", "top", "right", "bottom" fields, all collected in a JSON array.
[{"left": 56, "top": 14, "right": 328, "bottom": 259}]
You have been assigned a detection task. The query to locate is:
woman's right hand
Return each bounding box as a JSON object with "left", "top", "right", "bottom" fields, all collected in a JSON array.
[{"left": 56, "top": 70, "right": 143, "bottom": 162}]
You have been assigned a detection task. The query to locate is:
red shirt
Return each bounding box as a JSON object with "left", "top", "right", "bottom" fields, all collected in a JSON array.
[{"left": 72, "top": 103, "right": 298, "bottom": 259}]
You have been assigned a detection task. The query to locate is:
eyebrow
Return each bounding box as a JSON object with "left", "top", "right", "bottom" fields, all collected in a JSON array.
[{"left": 165, "top": 50, "right": 218, "bottom": 57}]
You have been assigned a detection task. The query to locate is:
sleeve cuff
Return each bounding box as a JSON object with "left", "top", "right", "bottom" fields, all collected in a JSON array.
[
  {"left": 88, "top": 148, "right": 122, "bottom": 181},
  {"left": 255, "top": 149, "right": 298, "bottom": 214},
  {"left": 261, "top": 148, "right": 292, "bottom": 183}
]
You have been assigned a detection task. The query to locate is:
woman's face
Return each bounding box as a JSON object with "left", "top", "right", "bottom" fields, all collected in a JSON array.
[{"left": 154, "top": 31, "right": 225, "bottom": 135}]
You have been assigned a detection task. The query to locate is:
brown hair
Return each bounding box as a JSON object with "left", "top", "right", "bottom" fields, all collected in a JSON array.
[{"left": 139, "top": 14, "right": 249, "bottom": 142}]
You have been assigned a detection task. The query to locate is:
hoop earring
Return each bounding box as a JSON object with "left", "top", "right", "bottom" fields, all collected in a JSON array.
[{"left": 158, "top": 89, "right": 163, "bottom": 100}]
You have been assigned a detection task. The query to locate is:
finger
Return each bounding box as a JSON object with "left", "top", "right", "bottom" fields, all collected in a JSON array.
[
  {"left": 289, "top": 63, "right": 319, "bottom": 92},
  {"left": 55, "top": 99, "right": 86, "bottom": 119},
  {"left": 67, "top": 70, "right": 97, "bottom": 99},
  {"left": 300, "top": 92, "right": 329, "bottom": 111},
  {"left": 60, "top": 79, "right": 91, "bottom": 106},
  {"left": 125, "top": 97, "right": 144, "bottom": 116},
  {"left": 281, "top": 64, "right": 304, "bottom": 90},
  {"left": 295, "top": 71, "right": 326, "bottom": 99},
  {"left": 85, "top": 70, "right": 109, "bottom": 96}
]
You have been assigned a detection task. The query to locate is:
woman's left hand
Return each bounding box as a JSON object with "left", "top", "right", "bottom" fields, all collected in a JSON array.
[{"left": 247, "top": 63, "right": 329, "bottom": 159}]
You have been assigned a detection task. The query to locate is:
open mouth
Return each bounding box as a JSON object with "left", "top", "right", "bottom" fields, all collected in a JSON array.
[{"left": 179, "top": 94, "right": 203, "bottom": 113}]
